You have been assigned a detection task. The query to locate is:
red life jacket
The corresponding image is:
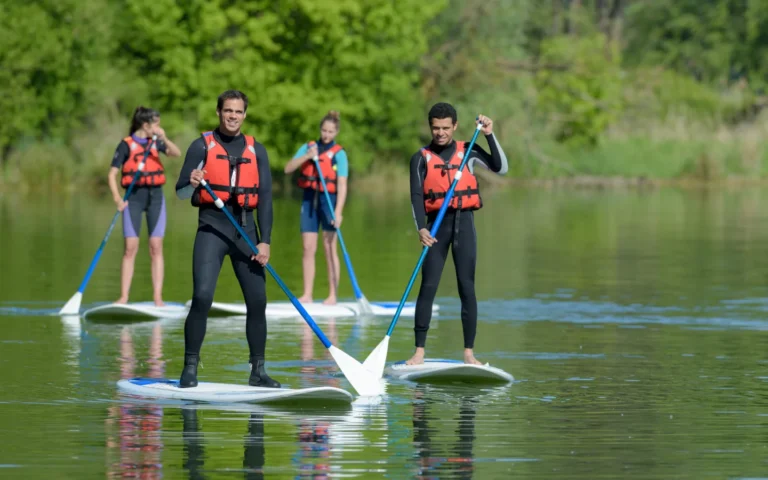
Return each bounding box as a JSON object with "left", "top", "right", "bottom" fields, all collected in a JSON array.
[
  {"left": 195, "top": 131, "right": 259, "bottom": 209},
  {"left": 422, "top": 141, "right": 482, "bottom": 213},
  {"left": 297, "top": 142, "right": 343, "bottom": 193},
  {"left": 121, "top": 136, "right": 165, "bottom": 187}
]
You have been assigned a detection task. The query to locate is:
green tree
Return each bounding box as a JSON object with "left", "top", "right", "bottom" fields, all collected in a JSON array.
[
  {"left": 623, "top": 0, "right": 737, "bottom": 84},
  {"left": 0, "top": 0, "right": 117, "bottom": 159},
  {"left": 535, "top": 32, "right": 623, "bottom": 146},
  {"left": 116, "top": 0, "right": 446, "bottom": 171}
]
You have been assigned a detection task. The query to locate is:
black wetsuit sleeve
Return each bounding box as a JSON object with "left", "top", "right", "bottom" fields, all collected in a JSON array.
[
  {"left": 409, "top": 151, "right": 427, "bottom": 231},
  {"left": 176, "top": 138, "right": 206, "bottom": 199},
  {"left": 255, "top": 143, "right": 272, "bottom": 244},
  {"left": 110, "top": 141, "right": 130, "bottom": 168},
  {"left": 468, "top": 133, "right": 508, "bottom": 174}
]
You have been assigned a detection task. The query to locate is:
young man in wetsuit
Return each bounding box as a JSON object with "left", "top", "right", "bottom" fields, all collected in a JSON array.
[
  {"left": 175, "top": 90, "right": 280, "bottom": 388},
  {"left": 406, "top": 102, "right": 509, "bottom": 366}
]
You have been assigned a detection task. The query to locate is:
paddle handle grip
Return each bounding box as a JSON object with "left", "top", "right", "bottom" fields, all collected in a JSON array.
[
  {"left": 309, "top": 143, "right": 366, "bottom": 301},
  {"left": 75, "top": 136, "right": 158, "bottom": 294},
  {"left": 384, "top": 119, "right": 484, "bottom": 336},
  {"left": 200, "top": 180, "right": 333, "bottom": 349}
]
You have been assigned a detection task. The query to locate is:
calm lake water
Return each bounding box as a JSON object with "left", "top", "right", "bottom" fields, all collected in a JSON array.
[{"left": 2, "top": 185, "right": 768, "bottom": 478}]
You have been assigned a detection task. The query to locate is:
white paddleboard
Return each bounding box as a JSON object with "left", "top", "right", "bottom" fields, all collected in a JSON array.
[
  {"left": 117, "top": 378, "right": 354, "bottom": 404},
  {"left": 385, "top": 359, "right": 514, "bottom": 384},
  {"left": 186, "top": 301, "right": 357, "bottom": 318},
  {"left": 197, "top": 300, "right": 439, "bottom": 317},
  {"left": 340, "top": 301, "right": 439, "bottom": 316},
  {"left": 83, "top": 302, "right": 188, "bottom": 319}
]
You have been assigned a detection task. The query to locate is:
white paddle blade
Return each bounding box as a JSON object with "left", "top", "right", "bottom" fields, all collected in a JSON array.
[
  {"left": 357, "top": 295, "right": 374, "bottom": 316},
  {"left": 59, "top": 292, "right": 82, "bottom": 316},
  {"left": 328, "top": 345, "right": 384, "bottom": 397},
  {"left": 362, "top": 335, "right": 390, "bottom": 379}
]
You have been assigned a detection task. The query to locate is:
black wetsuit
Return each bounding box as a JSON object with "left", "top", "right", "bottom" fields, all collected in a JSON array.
[
  {"left": 409, "top": 134, "right": 507, "bottom": 349},
  {"left": 175, "top": 129, "right": 273, "bottom": 360}
]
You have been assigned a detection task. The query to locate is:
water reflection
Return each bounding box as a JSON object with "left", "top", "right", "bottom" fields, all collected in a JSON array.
[
  {"left": 181, "top": 408, "right": 207, "bottom": 479},
  {"left": 294, "top": 321, "right": 336, "bottom": 478},
  {"left": 179, "top": 406, "right": 345, "bottom": 479},
  {"left": 413, "top": 385, "right": 477, "bottom": 480},
  {"left": 105, "top": 324, "right": 166, "bottom": 478},
  {"left": 300, "top": 320, "right": 340, "bottom": 389},
  {"left": 243, "top": 413, "right": 267, "bottom": 480}
]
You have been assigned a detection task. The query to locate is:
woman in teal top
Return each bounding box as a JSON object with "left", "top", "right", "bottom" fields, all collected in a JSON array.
[{"left": 284, "top": 111, "right": 348, "bottom": 305}]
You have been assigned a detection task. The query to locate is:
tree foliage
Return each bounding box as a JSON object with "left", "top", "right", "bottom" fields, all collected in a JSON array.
[{"left": 3, "top": 0, "right": 768, "bottom": 179}]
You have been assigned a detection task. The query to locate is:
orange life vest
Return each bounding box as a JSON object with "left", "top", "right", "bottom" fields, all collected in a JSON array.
[
  {"left": 121, "top": 136, "right": 165, "bottom": 187},
  {"left": 422, "top": 141, "right": 482, "bottom": 213},
  {"left": 297, "top": 142, "right": 343, "bottom": 193},
  {"left": 195, "top": 131, "right": 259, "bottom": 209}
]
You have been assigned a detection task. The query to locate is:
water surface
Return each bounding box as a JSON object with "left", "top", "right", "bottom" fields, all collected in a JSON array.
[{"left": 2, "top": 186, "right": 768, "bottom": 478}]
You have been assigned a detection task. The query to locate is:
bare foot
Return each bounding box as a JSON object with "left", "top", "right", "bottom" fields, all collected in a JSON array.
[
  {"left": 406, "top": 348, "right": 425, "bottom": 365},
  {"left": 297, "top": 295, "right": 313, "bottom": 304},
  {"left": 154, "top": 298, "right": 165, "bottom": 307},
  {"left": 322, "top": 295, "right": 337, "bottom": 305},
  {"left": 115, "top": 297, "right": 128, "bottom": 304},
  {"left": 464, "top": 351, "right": 484, "bottom": 365}
]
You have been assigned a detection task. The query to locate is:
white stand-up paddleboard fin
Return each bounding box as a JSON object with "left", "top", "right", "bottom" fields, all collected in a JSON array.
[
  {"left": 362, "top": 335, "right": 390, "bottom": 379},
  {"left": 328, "top": 345, "right": 384, "bottom": 397},
  {"left": 59, "top": 292, "right": 83, "bottom": 316}
]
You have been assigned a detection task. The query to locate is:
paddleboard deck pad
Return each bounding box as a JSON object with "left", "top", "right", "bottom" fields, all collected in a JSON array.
[
  {"left": 117, "top": 378, "right": 354, "bottom": 404},
  {"left": 385, "top": 359, "right": 514, "bottom": 384},
  {"left": 83, "top": 302, "right": 188, "bottom": 319},
  {"left": 199, "top": 300, "right": 439, "bottom": 317}
]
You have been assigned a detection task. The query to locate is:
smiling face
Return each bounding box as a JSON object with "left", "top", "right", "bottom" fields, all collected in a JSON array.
[
  {"left": 430, "top": 117, "right": 458, "bottom": 146},
  {"left": 217, "top": 99, "right": 246, "bottom": 136}
]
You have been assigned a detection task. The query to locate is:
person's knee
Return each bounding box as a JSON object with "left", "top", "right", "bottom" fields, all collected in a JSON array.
[
  {"left": 149, "top": 240, "right": 163, "bottom": 257},
  {"left": 243, "top": 293, "right": 267, "bottom": 312},
  {"left": 418, "top": 281, "right": 440, "bottom": 297},
  {"left": 124, "top": 241, "right": 139, "bottom": 258},
  {"left": 303, "top": 242, "right": 317, "bottom": 256},
  {"left": 457, "top": 277, "right": 476, "bottom": 299},
  {"left": 192, "top": 285, "right": 215, "bottom": 311}
]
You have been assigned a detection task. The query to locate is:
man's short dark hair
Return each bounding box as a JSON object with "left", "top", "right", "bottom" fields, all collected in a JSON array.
[
  {"left": 428, "top": 102, "right": 457, "bottom": 125},
  {"left": 217, "top": 90, "right": 249, "bottom": 112}
]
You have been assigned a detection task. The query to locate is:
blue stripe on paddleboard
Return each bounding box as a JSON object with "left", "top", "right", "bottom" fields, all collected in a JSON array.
[
  {"left": 128, "top": 302, "right": 186, "bottom": 307},
  {"left": 372, "top": 302, "right": 416, "bottom": 308},
  {"left": 129, "top": 377, "right": 179, "bottom": 386},
  {"left": 393, "top": 359, "right": 463, "bottom": 365}
]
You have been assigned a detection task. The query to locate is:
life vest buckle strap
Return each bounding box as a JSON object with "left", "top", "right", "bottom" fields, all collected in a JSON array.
[
  {"left": 208, "top": 184, "right": 231, "bottom": 192},
  {"left": 426, "top": 189, "right": 444, "bottom": 201},
  {"left": 215, "top": 154, "right": 249, "bottom": 166},
  {"left": 433, "top": 163, "right": 459, "bottom": 170},
  {"left": 232, "top": 186, "right": 259, "bottom": 195}
]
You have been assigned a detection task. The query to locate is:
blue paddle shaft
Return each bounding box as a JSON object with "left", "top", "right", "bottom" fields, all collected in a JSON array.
[
  {"left": 76, "top": 137, "right": 157, "bottom": 294},
  {"left": 309, "top": 144, "right": 365, "bottom": 301},
  {"left": 385, "top": 121, "right": 483, "bottom": 336},
  {"left": 200, "top": 181, "right": 333, "bottom": 348}
]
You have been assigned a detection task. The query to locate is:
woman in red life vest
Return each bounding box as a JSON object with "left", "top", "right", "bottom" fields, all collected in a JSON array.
[
  {"left": 406, "top": 103, "right": 509, "bottom": 366},
  {"left": 283, "top": 111, "right": 349, "bottom": 305},
  {"left": 107, "top": 106, "right": 181, "bottom": 306}
]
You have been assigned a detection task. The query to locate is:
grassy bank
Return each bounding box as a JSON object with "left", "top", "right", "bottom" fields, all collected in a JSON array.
[{"left": 3, "top": 112, "right": 768, "bottom": 196}]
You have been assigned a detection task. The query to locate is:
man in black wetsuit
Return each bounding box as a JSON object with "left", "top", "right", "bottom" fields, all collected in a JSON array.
[
  {"left": 175, "top": 89, "right": 280, "bottom": 388},
  {"left": 406, "top": 102, "right": 509, "bottom": 366}
]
